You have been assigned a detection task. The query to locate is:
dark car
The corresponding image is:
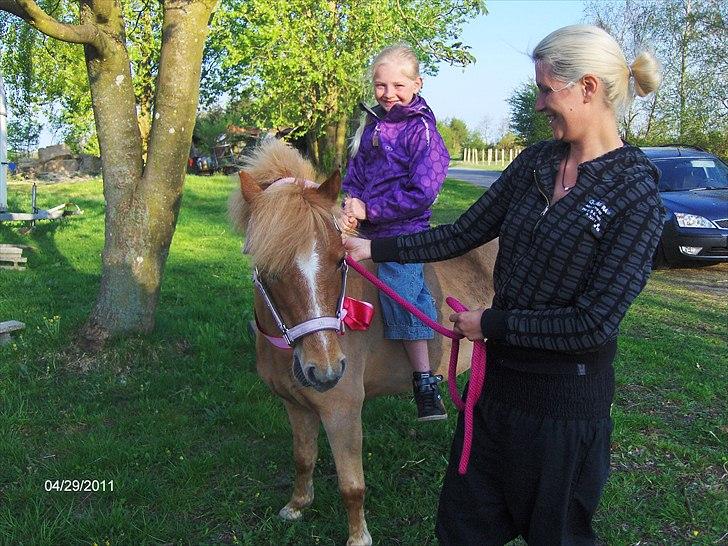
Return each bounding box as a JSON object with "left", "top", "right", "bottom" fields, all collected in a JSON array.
[{"left": 641, "top": 146, "right": 728, "bottom": 267}]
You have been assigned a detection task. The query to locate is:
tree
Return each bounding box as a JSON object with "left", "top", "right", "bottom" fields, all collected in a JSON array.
[
  {"left": 203, "top": 0, "right": 486, "bottom": 170},
  {"left": 585, "top": 0, "right": 728, "bottom": 156},
  {"left": 1, "top": 22, "right": 43, "bottom": 155},
  {"left": 437, "top": 117, "right": 473, "bottom": 158},
  {"left": 0, "top": 1, "right": 164, "bottom": 156},
  {"left": 0, "top": 0, "right": 218, "bottom": 347},
  {"left": 507, "top": 81, "right": 552, "bottom": 146}
]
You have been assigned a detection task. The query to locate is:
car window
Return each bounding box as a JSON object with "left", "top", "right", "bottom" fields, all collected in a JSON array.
[{"left": 652, "top": 157, "right": 728, "bottom": 191}]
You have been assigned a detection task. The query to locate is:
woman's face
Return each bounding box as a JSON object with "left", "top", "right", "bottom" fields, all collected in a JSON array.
[
  {"left": 534, "top": 63, "right": 583, "bottom": 142},
  {"left": 373, "top": 62, "right": 422, "bottom": 111}
]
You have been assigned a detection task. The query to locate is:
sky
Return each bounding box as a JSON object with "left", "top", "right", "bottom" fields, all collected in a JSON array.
[{"left": 423, "top": 0, "right": 589, "bottom": 138}]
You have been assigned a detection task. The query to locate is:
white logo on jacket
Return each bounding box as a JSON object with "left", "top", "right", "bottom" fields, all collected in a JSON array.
[{"left": 581, "top": 198, "right": 613, "bottom": 234}]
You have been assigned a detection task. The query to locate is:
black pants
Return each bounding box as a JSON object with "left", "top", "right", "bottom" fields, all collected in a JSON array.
[{"left": 436, "top": 393, "right": 612, "bottom": 545}]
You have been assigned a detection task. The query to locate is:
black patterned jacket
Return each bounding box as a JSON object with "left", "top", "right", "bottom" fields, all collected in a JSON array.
[{"left": 372, "top": 140, "right": 664, "bottom": 360}]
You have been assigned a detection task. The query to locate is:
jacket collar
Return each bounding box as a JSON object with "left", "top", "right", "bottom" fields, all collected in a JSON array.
[
  {"left": 364, "top": 95, "right": 436, "bottom": 125},
  {"left": 532, "top": 139, "right": 658, "bottom": 195}
]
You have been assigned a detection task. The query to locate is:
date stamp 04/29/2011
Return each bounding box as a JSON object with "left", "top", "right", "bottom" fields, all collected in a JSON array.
[{"left": 44, "top": 479, "right": 114, "bottom": 492}]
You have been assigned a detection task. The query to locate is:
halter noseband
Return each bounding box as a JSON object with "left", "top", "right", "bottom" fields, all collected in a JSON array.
[{"left": 252, "top": 258, "right": 349, "bottom": 347}]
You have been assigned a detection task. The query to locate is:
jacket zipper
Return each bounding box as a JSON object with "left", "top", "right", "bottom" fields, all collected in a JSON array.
[
  {"left": 533, "top": 169, "right": 551, "bottom": 224},
  {"left": 504, "top": 170, "right": 552, "bottom": 279}
]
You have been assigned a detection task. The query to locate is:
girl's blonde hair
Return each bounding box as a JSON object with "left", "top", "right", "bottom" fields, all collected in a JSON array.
[
  {"left": 370, "top": 44, "right": 421, "bottom": 82},
  {"left": 350, "top": 44, "right": 421, "bottom": 156},
  {"left": 531, "top": 25, "right": 661, "bottom": 115}
]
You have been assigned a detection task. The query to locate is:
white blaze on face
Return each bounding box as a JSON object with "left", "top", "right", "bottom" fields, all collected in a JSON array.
[{"left": 295, "top": 243, "right": 330, "bottom": 353}]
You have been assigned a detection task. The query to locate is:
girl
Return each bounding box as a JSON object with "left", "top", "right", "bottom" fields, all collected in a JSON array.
[{"left": 342, "top": 44, "right": 450, "bottom": 421}]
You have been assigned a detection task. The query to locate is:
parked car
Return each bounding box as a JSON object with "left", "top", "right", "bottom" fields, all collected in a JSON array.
[{"left": 641, "top": 146, "right": 728, "bottom": 267}]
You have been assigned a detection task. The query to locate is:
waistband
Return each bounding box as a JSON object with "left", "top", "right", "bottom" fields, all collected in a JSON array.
[
  {"left": 486, "top": 339, "right": 617, "bottom": 375},
  {"left": 483, "top": 363, "right": 615, "bottom": 420}
]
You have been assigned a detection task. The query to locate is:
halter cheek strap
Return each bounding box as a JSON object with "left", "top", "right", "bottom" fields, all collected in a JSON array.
[{"left": 252, "top": 260, "right": 349, "bottom": 347}]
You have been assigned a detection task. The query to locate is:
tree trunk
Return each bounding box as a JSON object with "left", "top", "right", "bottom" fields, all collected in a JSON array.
[
  {"left": 334, "top": 115, "right": 348, "bottom": 171},
  {"left": 306, "top": 132, "right": 320, "bottom": 166},
  {"left": 79, "top": 0, "right": 215, "bottom": 348}
]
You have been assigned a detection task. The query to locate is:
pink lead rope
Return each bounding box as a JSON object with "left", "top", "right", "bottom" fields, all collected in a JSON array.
[{"left": 344, "top": 255, "right": 486, "bottom": 475}]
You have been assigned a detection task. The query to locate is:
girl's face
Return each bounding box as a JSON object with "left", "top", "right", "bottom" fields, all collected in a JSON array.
[{"left": 373, "top": 62, "right": 422, "bottom": 111}]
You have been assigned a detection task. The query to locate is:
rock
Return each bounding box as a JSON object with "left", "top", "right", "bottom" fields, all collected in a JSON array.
[
  {"left": 41, "top": 157, "right": 80, "bottom": 176},
  {"left": 79, "top": 154, "right": 102, "bottom": 175},
  {"left": 38, "top": 143, "right": 73, "bottom": 162}
]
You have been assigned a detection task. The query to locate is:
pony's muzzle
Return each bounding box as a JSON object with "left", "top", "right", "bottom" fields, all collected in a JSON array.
[{"left": 293, "top": 353, "right": 347, "bottom": 392}]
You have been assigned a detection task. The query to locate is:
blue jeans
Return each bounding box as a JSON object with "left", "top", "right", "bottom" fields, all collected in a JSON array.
[{"left": 377, "top": 262, "right": 436, "bottom": 340}]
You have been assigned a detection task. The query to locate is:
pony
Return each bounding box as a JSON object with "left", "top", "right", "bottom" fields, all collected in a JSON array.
[{"left": 229, "top": 138, "right": 497, "bottom": 545}]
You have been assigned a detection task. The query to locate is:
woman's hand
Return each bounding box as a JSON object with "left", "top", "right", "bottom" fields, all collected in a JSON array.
[
  {"left": 449, "top": 310, "right": 485, "bottom": 341},
  {"left": 342, "top": 236, "right": 372, "bottom": 262},
  {"left": 343, "top": 196, "right": 367, "bottom": 220}
]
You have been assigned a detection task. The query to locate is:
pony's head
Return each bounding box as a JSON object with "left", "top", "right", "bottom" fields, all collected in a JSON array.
[{"left": 229, "top": 138, "right": 348, "bottom": 392}]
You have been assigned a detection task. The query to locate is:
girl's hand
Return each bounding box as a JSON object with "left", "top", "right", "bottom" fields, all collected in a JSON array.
[
  {"left": 344, "top": 197, "right": 367, "bottom": 220},
  {"left": 337, "top": 210, "right": 359, "bottom": 232},
  {"left": 342, "top": 237, "right": 372, "bottom": 262},
  {"left": 448, "top": 310, "right": 485, "bottom": 341}
]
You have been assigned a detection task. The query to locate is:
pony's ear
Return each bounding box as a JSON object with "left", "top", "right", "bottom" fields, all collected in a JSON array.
[
  {"left": 318, "top": 169, "right": 341, "bottom": 202},
  {"left": 238, "top": 171, "right": 262, "bottom": 203}
]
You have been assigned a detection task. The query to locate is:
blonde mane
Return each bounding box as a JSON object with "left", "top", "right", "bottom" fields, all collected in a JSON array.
[{"left": 228, "top": 138, "right": 338, "bottom": 275}]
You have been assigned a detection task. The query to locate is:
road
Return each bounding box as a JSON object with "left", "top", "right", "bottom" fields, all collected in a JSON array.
[{"left": 447, "top": 168, "right": 501, "bottom": 189}]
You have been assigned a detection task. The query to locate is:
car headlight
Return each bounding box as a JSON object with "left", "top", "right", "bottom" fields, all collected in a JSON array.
[{"left": 674, "top": 213, "right": 716, "bottom": 228}]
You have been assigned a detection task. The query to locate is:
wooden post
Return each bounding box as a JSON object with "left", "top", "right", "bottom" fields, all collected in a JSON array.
[
  {"left": 0, "top": 73, "right": 8, "bottom": 212},
  {"left": 509, "top": 149, "right": 514, "bottom": 163},
  {"left": 488, "top": 148, "right": 492, "bottom": 165}
]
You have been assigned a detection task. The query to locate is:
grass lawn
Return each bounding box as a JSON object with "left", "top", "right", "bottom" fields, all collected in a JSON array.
[{"left": 0, "top": 175, "right": 725, "bottom": 545}]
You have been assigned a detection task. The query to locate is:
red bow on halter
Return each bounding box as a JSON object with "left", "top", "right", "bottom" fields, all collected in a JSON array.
[{"left": 342, "top": 297, "right": 374, "bottom": 331}]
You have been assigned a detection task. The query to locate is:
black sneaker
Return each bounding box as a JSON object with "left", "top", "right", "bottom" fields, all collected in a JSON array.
[{"left": 412, "top": 372, "right": 448, "bottom": 421}]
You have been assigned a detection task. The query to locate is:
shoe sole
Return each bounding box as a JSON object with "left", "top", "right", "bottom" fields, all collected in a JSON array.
[{"left": 417, "top": 414, "right": 448, "bottom": 422}]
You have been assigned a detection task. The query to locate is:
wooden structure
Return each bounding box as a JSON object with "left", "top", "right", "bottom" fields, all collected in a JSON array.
[
  {"left": 1, "top": 72, "right": 7, "bottom": 212},
  {"left": 0, "top": 320, "right": 25, "bottom": 345},
  {"left": 0, "top": 202, "right": 81, "bottom": 222},
  {"left": 0, "top": 244, "right": 28, "bottom": 270}
]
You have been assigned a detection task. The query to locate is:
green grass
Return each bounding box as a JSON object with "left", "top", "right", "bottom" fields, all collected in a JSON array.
[{"left": 1, "top": 175, "right": 726, "bottom": 545}]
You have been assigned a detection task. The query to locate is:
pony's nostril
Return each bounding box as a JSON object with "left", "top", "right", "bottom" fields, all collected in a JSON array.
[
  {"left": 340, "top": 358, "right": 347, "bottom": 376},
  {"left": 305, "top": 365, "right": 318, "bottom": 385}
]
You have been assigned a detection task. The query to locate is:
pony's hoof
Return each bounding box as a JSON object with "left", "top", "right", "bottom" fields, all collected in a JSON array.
[
  {"left": 279, "top": 504, "right": 304, "bottom": 521},
  {"left": 346, "top": 528, "right": 372, "bottom": 546}
]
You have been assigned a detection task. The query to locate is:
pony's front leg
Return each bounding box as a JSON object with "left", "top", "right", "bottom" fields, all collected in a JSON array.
[
  {"left": 321, "top": 403, "right": 372, "bottom": 546},
  {"left": 279, "top": 401, "right": 321, "bottom": 521}
]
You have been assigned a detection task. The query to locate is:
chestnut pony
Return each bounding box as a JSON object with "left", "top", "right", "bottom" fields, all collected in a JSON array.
[{"left": 229, "top": 139, "right": 497, "bottom": 545}]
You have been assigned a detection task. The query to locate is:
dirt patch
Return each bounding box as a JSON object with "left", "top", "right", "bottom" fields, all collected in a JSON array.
[{"left": 653, "top": 262, "right": 728, "bottom": 297}]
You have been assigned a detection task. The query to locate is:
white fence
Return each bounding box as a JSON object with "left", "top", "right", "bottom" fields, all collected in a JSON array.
[{"left": 461, "top": 147, "right": 523, "bottom": 166}]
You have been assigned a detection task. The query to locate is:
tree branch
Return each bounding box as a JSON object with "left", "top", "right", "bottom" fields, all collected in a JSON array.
[
  {"left": 1, "top": 0, "right": 100, "bottom": 45},
  {"left": 0, "top": 0, "right": 27, "bottom": 18}
]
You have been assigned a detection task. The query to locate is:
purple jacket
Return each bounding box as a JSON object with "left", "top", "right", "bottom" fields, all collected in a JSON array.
[{"left": 343, "top": 95, "right": 450, "bottom": 238}]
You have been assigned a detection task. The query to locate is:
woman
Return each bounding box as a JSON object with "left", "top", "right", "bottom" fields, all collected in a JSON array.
[{"left": 344, "top": 25, "right": 663, "bottom": 545}]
